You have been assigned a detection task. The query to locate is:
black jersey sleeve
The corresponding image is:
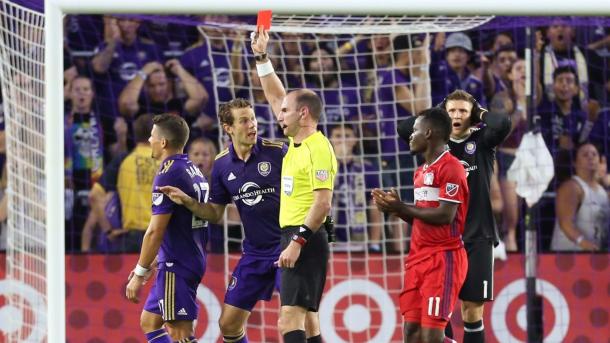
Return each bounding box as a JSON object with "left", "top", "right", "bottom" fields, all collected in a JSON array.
[{"left": 480, "top": 111, "right": 511, "bottom": 148}]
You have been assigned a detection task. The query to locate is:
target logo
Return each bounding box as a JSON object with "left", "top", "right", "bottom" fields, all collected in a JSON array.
[
  {"left": 492, "top": 278, "right": 569, "bottom": 343},
  {"left": 0, "top": 279, "right": 46, "bottom": 342},
  {"left": 319, "top": 279, "right": 396, "bottom": 343},
  {"left": 195, "top": 284, "right": 222, "bottom": 342}
]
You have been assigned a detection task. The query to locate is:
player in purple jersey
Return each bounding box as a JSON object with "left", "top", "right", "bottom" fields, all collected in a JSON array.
[
  {"left": 160, "top": 98, "right": 304, "bottom": 343},
  {"left": 125, "top": 114, "right": 207, "bottom": 343}
]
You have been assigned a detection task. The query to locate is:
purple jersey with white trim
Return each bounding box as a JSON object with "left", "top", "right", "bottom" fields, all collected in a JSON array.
[
  {"left": 333, "top": 159, "right": 380, "bottom": 241},
  {"left": 92, "top": 39, "right": 161, "bottom": 117},
  {"left": 430, "top": 50, "right": 486, "bottom": 107},
  {"left": 305, "top": 82, "right": 361, "bottom": 126},
  {"left": 210, "top": 138, "right": 286, "bottom": 258},
  {"left": 180, "top": 42, "right": 235, "bottom": 117},
  {"left": 152, "top": 154, "right": 208, "bottom": 280},
  {"left": 375, "top": 68, "right": 412, "bottom": 153}
]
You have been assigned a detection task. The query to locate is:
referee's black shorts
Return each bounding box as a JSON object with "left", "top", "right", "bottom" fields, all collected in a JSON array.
[
  {"left": 459, "top": 240, "right": 494, "bottom": 302},
  {"left": 280, "top": 226, "right": 329, "bottom": 312}
]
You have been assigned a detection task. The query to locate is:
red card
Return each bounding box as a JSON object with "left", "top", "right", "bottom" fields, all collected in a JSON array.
[{"left": 257, "top": 10, "right": 272, "bottom": 30}]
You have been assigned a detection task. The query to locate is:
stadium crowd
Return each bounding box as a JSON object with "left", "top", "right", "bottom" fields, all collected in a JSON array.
[{"left": 3, "top": 15, "right": 608, "bottom": 254}]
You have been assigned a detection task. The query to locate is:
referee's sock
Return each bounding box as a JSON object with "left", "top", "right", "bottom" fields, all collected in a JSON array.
[
  {"left": 306, "top": 334, "right": 322, "bottom": 343},
  {"left": 145, "top": 328, "right": 171, "bottom": 343},
  {"left": 283, "top": 330, "right": 306, "bottom": 343},
  {"left": 463, "top": 319, "right": 485, "bottom": 343},
  {"left": 223, "top": 330, "right": 248, "bottom": 343}
]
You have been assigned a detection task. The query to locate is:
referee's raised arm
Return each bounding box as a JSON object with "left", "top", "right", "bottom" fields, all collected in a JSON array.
[{"left": 251, "top": 26, "right": 285, "bottom": 119}]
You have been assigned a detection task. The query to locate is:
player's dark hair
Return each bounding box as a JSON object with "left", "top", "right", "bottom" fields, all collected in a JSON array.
[
  {"left": 418, "top": 107, "right": 452, "bottom": 142},
  {"left": 218, "top": 98, "right": 252, "bottom": 126},
  {"left": 294, "top": 89, "right": 323, "bottom": 122},
  {"left": 152, "top": 113, "right": 189, "bottom": 150},
  {"left": 133, "top": 114, "right": 153, "bottom": 144},
  {"left": 493, "top": 44, "right": 516, "bottom": 59},
  {"left": 552, "top": 65, "right": 579, "bottom": 83}
]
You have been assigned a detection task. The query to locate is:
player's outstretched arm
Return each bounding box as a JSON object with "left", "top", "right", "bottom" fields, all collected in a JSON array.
[
  {"left": 251, "top": 26, "right": 286, "bottom": 119},
  {"left": 126, "top": 213, "right": 171, "bottom": 303},
  {"left": 158, "top": 185, "right": 225, "bottom": 223}
]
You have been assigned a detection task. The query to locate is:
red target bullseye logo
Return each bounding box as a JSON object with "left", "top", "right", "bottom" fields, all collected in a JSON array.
[
  {"left": 492, "top": 278, "right": 569, "bottom": 343},
  {"left": 0, "top": 279, "right": 46, "bottom": 342},
  {"left": 320, "top": 279, "right": 395, "bottom": 343}
]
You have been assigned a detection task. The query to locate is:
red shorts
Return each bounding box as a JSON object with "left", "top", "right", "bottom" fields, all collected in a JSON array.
[{"left": 400, "top": 248, "right": 468, "bottom": 329}]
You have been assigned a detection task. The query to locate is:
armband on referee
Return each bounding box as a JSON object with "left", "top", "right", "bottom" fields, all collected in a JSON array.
[
  {"left": 133, "top": 264, "right": 150, "bottom": 277},
  {"left": 291, "top": 224, "right": 313, "bottom": 246}
]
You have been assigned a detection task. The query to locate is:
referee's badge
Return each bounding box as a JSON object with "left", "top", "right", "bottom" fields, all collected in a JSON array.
[
  {"left": 258, "top": 161, "right": 271, "bottom": 176},
  {"left": 315, "top": 170, "right": 329, "bottom": 182},
  {"left": 423, "top": 172, "right": 434, "bottom": 185},
  {"left": 282, "top": 176, "right": 294, "bottom": 196}
]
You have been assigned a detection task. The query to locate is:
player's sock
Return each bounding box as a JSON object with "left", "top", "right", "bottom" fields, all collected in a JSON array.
[
  {"left": 306, "top": 334, "right": 322, "bottom": 343},
  {"left": 463, "top": 319, "right": 485, "bottom": 343},
  {"left": 283, "top": 330, "right": 306, "bottom": 343},
  {"left": 444, "top": 321, "right": 453, "bottom": 338},
  {"left": 223, "top": 330, "right": 248, "bottom": 343},
  {"left": 443, "top": 337, "right": 457, "bottom": 343},
  {"left": 145, "top": 328, "right": 172, "bottom": 343}
]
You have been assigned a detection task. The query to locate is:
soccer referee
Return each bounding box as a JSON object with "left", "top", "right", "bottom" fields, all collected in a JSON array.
[{"left": 251, "top": 26, "right": 338, "bottom": 343}]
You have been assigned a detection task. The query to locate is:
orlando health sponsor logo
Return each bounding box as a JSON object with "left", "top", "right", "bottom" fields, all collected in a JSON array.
[{"left": 232, "top": 182, "right": 276, "bottom": 206}]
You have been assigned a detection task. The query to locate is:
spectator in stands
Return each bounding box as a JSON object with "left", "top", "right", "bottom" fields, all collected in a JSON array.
[
  {"left": 64, "top": 75, "right": 105, "bottom": 251},
  {"left": 180, "top": 15, "right": 246, "bottom": 140},
  {"left": 91, "top": 17, "right": 162, "bottom": 118},
  {"left": 491, "top": 58, "right": 541, "bottom": 251},
  {"left": 490, "top": 32, "right": 514, "bottom": 53},
  {"left": 304, "top": 46, "right": 361, "bottom": 127},
  {"left": 538, "top": 66, "right": 600, "bottom": 183},
  {"left": 551, "top": 143, "right": 609, "bottom": 251},
  {"left": 541, "top": 21, "right": 590, "bottom": 105},
  {"left": 83, "top": 114, "right": 157, "bottom": 252},
  {"left": 329, "top": 125, "right": 383, "bottom": 252},
  {"left": 118, "top": 59, "right": 207, "bottom": 126},
  {"left": 430, "top": 32, "right": 485, "bottom": 106},
  {"left": 481, "top": 44, "right": 517, "bottom": 101},
  {"left": 65, "top": 15, "right": 104, "bottom": 74},
  {"left": 375, "top": 35, "right": 431, "bottom": 252}
]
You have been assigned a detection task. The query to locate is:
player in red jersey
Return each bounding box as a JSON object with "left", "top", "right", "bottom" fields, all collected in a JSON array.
[{"left": 372, "top": 107, "right": 469, "bottom": 343}]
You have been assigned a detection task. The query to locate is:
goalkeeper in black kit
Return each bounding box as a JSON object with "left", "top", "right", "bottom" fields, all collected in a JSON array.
[{"left": 398, "top": 90, "right": 510, "bottom": 343}]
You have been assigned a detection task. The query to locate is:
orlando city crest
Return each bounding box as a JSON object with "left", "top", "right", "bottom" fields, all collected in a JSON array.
[
  {"left": 258, "top": 161, "right": 271, "bottom": 176},
  {"left": 465, "top": 141, "right": 476, "bottom": 154}
]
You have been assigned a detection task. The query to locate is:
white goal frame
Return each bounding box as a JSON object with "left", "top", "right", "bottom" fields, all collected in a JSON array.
[{"left": 45, "top": 1, "right": 610, "bottom": 342}]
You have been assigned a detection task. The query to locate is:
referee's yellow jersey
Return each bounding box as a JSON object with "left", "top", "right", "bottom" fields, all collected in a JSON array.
[{"left": 280, "top": 131, "right": 337, "bottom": 228}]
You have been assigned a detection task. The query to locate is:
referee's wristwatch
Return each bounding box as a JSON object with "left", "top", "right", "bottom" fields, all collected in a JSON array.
[{"left": 254, "top": 52, "right": 268, "bottom": 62}]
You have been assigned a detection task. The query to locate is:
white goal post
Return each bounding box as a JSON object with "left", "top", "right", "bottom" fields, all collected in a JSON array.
[{"left": 42, "top": 1, "right": 610, "bottom": 343}]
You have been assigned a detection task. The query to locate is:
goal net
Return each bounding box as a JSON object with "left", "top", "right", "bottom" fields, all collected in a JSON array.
[
  {"left": 198, "top": 15, "right": 493, "bottom": 342},
  {"left": 0, "top": 1, "right": 47, "bottom": 342}
]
